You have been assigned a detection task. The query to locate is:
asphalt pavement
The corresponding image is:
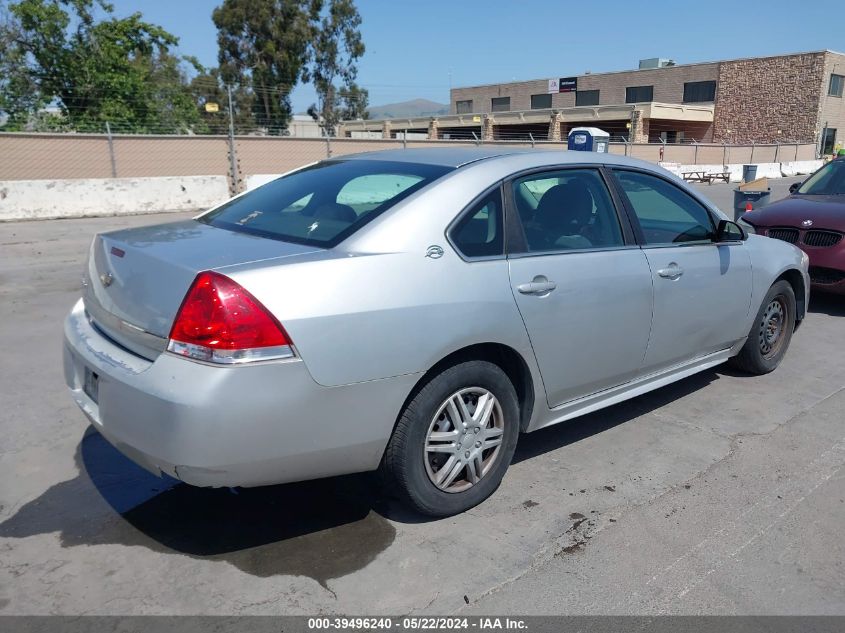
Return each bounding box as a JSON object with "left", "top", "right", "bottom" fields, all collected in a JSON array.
[{"left": 1, "top": 175, "right": 844, "bottom": 615}]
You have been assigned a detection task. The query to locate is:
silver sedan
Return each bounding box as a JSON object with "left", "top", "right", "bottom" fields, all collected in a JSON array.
[{"left": 63, "top": 148, "right": 810, "bottom": 516}]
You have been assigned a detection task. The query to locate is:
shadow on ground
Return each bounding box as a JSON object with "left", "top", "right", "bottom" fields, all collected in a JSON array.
[
  {"left": 512, "top": 369, "right": 720, "bottom": 463},
  {"left": 1, "top": 362, "right": 739, "bottom": 583},
  {"left": 808, "top": 291, "right": 845, "bottom": 317},
  {"left": 0, "top": 427, "right": 395, "bottom": 587}
]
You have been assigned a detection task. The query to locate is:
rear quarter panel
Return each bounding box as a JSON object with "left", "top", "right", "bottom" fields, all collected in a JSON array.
[{"left": 218, "top": 164, "right": 539, "bottom": 389}]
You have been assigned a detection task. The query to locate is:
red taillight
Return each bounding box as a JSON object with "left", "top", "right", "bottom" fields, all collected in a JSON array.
[{"left": 167, "top": 271, "right": 293, "bottom": 364}]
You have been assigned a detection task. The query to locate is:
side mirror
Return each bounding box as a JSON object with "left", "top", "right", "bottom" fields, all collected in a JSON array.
[
  {"left": 715, "top": 219, "right": 748, "bottom": 242},
  {"left": 789, "top": 182, "right": 802, "bottom": 194}
]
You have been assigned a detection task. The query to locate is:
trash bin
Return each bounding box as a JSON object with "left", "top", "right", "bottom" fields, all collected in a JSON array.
[
  {"left": 567, "top": 127, "right": 610, "bottom": 153},
  {"left": 742, "top": 164, "right": 758, "bottom": 182},
  {"left": 733, "top": 188, "right": 771, "bottom": 220}
]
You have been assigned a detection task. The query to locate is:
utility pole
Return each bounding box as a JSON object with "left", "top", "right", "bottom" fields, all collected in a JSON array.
[{"left": 226, "top": 86, "right": 239, "bottom": 195}]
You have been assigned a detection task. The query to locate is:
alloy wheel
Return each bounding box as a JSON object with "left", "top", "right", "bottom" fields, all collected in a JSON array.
[{"left": 423, "top": 387, "right": 505, "bottom": 493}]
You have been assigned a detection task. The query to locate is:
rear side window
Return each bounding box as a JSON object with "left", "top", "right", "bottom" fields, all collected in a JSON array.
[
  {"left": 450, "top": 188, "right": 504, "bottom": 258},
  {"left": 512, "top": 169, "right": 624, "bottom": 252},
  {"left": 614, "top": 170, "right": 715, "bottom": 245},
  {"left": 200, "top": 160, "right": 451, "bottom": 247}
]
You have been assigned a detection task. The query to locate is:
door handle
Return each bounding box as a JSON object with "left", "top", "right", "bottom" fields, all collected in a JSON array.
[
  {"left": 657, "top": 263, "right": 684, "bottom": 280},
  {"left": 517, "top": 277, "right": 557, "bottom": 295}
]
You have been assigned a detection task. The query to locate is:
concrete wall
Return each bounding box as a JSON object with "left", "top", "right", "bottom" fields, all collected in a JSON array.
[
  {"left": 658, "top": 160, "right": 823, "bottom": 183},
  {"left": 0, "top": 175, "right": 229, "bottom": 222},
  {"left": 0, "top": 134, "right": 822, "bottom": 221},
  {"left": 0, "top": 133, "right": 231, "bottom": 181},
  {"left": 0, "top": 133, "right": 818, "bottom": 182}
]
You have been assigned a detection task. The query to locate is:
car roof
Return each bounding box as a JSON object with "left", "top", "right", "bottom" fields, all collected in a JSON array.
[
  {"left": 336, "top": 146, "right": 657, "bottom": 171},
  {"left": 337, "top": 147, "right": 535, "bottom": 167}
]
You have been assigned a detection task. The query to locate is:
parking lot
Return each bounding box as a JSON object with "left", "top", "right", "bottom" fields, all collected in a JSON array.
[{"left": 1, "top": 176, "right": 844, "bottom": 615}]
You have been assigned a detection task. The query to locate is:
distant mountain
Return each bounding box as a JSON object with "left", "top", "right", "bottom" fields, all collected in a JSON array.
[{"left": 366, "top": 98, "right": 449, "bottom": 119}]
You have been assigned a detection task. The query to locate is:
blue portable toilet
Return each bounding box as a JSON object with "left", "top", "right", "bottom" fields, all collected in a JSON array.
[{"left": 567, "top": 127, "right": 610, "bottom": 153}]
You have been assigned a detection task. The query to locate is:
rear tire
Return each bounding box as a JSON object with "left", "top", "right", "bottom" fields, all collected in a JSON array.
[
  {"left": 380, "top": 360, "right": 520, "bottom": 517},
  {"left": 730, "top": 280, "right": 796, "bottom": 375}
]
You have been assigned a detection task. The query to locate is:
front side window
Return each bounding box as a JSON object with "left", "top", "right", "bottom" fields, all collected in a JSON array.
[
  {"left": 829, "top": 74, "right": 844, "bottom": 97},
  {"left": 200, "top": 160, "right": 451, "bottom": 247},
  {"left": 614, "top": 170, "right": 715, "bottom": 245},
  {"left": 491, "top": 97, "right": 510, "bottom": 112},
  {"left": 798, "top": 159, "right": 845, "bottom": 195},
  {"left": 626, "top": 85, "right": 654, "bottom": 103},
  {"left": 512, "top": 169, "right": 624, "bottom": 252},
  {"left": 450, "top": 188, "right": 504, "bottom": 258},
  {"left": 456, "top": 99, "right": 473, "bottom": 114}
]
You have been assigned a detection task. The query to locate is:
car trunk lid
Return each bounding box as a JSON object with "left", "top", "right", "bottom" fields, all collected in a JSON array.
[{"left": 83, "top": 219, "right": 320, "bottom": 360}]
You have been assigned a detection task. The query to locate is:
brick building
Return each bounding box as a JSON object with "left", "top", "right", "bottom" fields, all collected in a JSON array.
[{"left": 340, "top": 50, "right": 845, "bottom": 153}]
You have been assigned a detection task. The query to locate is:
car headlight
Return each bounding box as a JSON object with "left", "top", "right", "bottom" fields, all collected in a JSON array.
[{"left": 737, "top": 216, "right": 756, "bottom": 235}]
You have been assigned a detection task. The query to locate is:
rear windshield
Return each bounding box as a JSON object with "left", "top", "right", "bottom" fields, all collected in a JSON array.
[
  {"left": 798, "top": 160, "right": 845, "bottom": 195},
  {"left": 199, "top": 159, "right": 452, "bottom": 247}
]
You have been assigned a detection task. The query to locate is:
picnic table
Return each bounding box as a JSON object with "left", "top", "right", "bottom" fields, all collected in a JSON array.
[{"left": 681, "top": 170, "right": 730, "bottom": 185}]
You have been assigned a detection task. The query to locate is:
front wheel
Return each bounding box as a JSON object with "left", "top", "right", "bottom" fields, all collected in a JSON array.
[
  {"left": 380, "top": 360, "right": 520, "bottom": 517},
  {"left": 730, "top": 280, "right": 796, "bottom": 375}
]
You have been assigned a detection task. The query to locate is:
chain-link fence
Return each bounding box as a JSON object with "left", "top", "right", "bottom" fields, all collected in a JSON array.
[{"left": 0, "top": 132, "right": 820, "bottom": 195}]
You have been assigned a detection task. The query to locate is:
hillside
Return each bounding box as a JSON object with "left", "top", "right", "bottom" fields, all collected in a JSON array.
[{"left": 366, "top": 98, "right": 449, "bottom": 119}]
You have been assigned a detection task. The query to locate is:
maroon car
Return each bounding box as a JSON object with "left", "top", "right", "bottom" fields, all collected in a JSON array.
[{"left": 740, "top": 159, "right": 845, "bottom": 294}]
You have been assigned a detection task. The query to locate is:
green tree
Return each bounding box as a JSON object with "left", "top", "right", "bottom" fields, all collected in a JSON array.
[
  {"left": 212, "top": 0, "right": 316, "bottom": 134},
  {"left": 189, "top": 67, "right": 256, "bottom": 135},
  {"left": 0, "top": 4, "right": 44, "bottom": 129},
  {"left": 307, "top": 0, "right": 365, "bottom": 135},
  {"left": 0, "top": 0, "right": 202, "bottom": 133},
  {"left": 340, "top": 81, "right": 369, "bottom": 121}
]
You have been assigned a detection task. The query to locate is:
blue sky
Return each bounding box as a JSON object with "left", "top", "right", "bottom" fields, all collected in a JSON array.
[{"left": 108, "top": 0, "right": 845, "bottom": 112}]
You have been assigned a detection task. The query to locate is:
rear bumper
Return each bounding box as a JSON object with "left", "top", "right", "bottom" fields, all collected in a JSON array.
[{"left": 63, "top": 299, "right": 419, "bottom": 487}]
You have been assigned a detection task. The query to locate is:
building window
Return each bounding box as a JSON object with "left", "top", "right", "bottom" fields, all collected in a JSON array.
[
  {"left": 822, "top": 128, "right": 837, "bottom": 155},
  {"left": 830, "top": 74, "right": 844, "bottom": 97},
  {"left": 491, "top": 97, "right": 511, "bottom": 112},
  {"left": 625, "top": 85, "right": 654, "bottom": 103},
  {"left": 530, "top": 93, "right": 552, "bottom": 109},
  {"left": 683, "top": 80, "right": 717, "bottom": 103},
  {"left": 575, "top": 90, "right": 600, "bottom": 106},
  {"left": 456, "top": 100, "right": 473, "bottom": 114}
]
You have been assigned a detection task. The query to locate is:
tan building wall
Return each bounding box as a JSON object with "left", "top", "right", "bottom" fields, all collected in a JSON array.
[
  {"left": 817, "top": 51, "right": 845, "bottom": 152},
  {"left": 451, "top": 63, "right": 719, "bottom": 114},
  {"left": 451, "top": 51, "right": 844, "bottom": 147}
]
